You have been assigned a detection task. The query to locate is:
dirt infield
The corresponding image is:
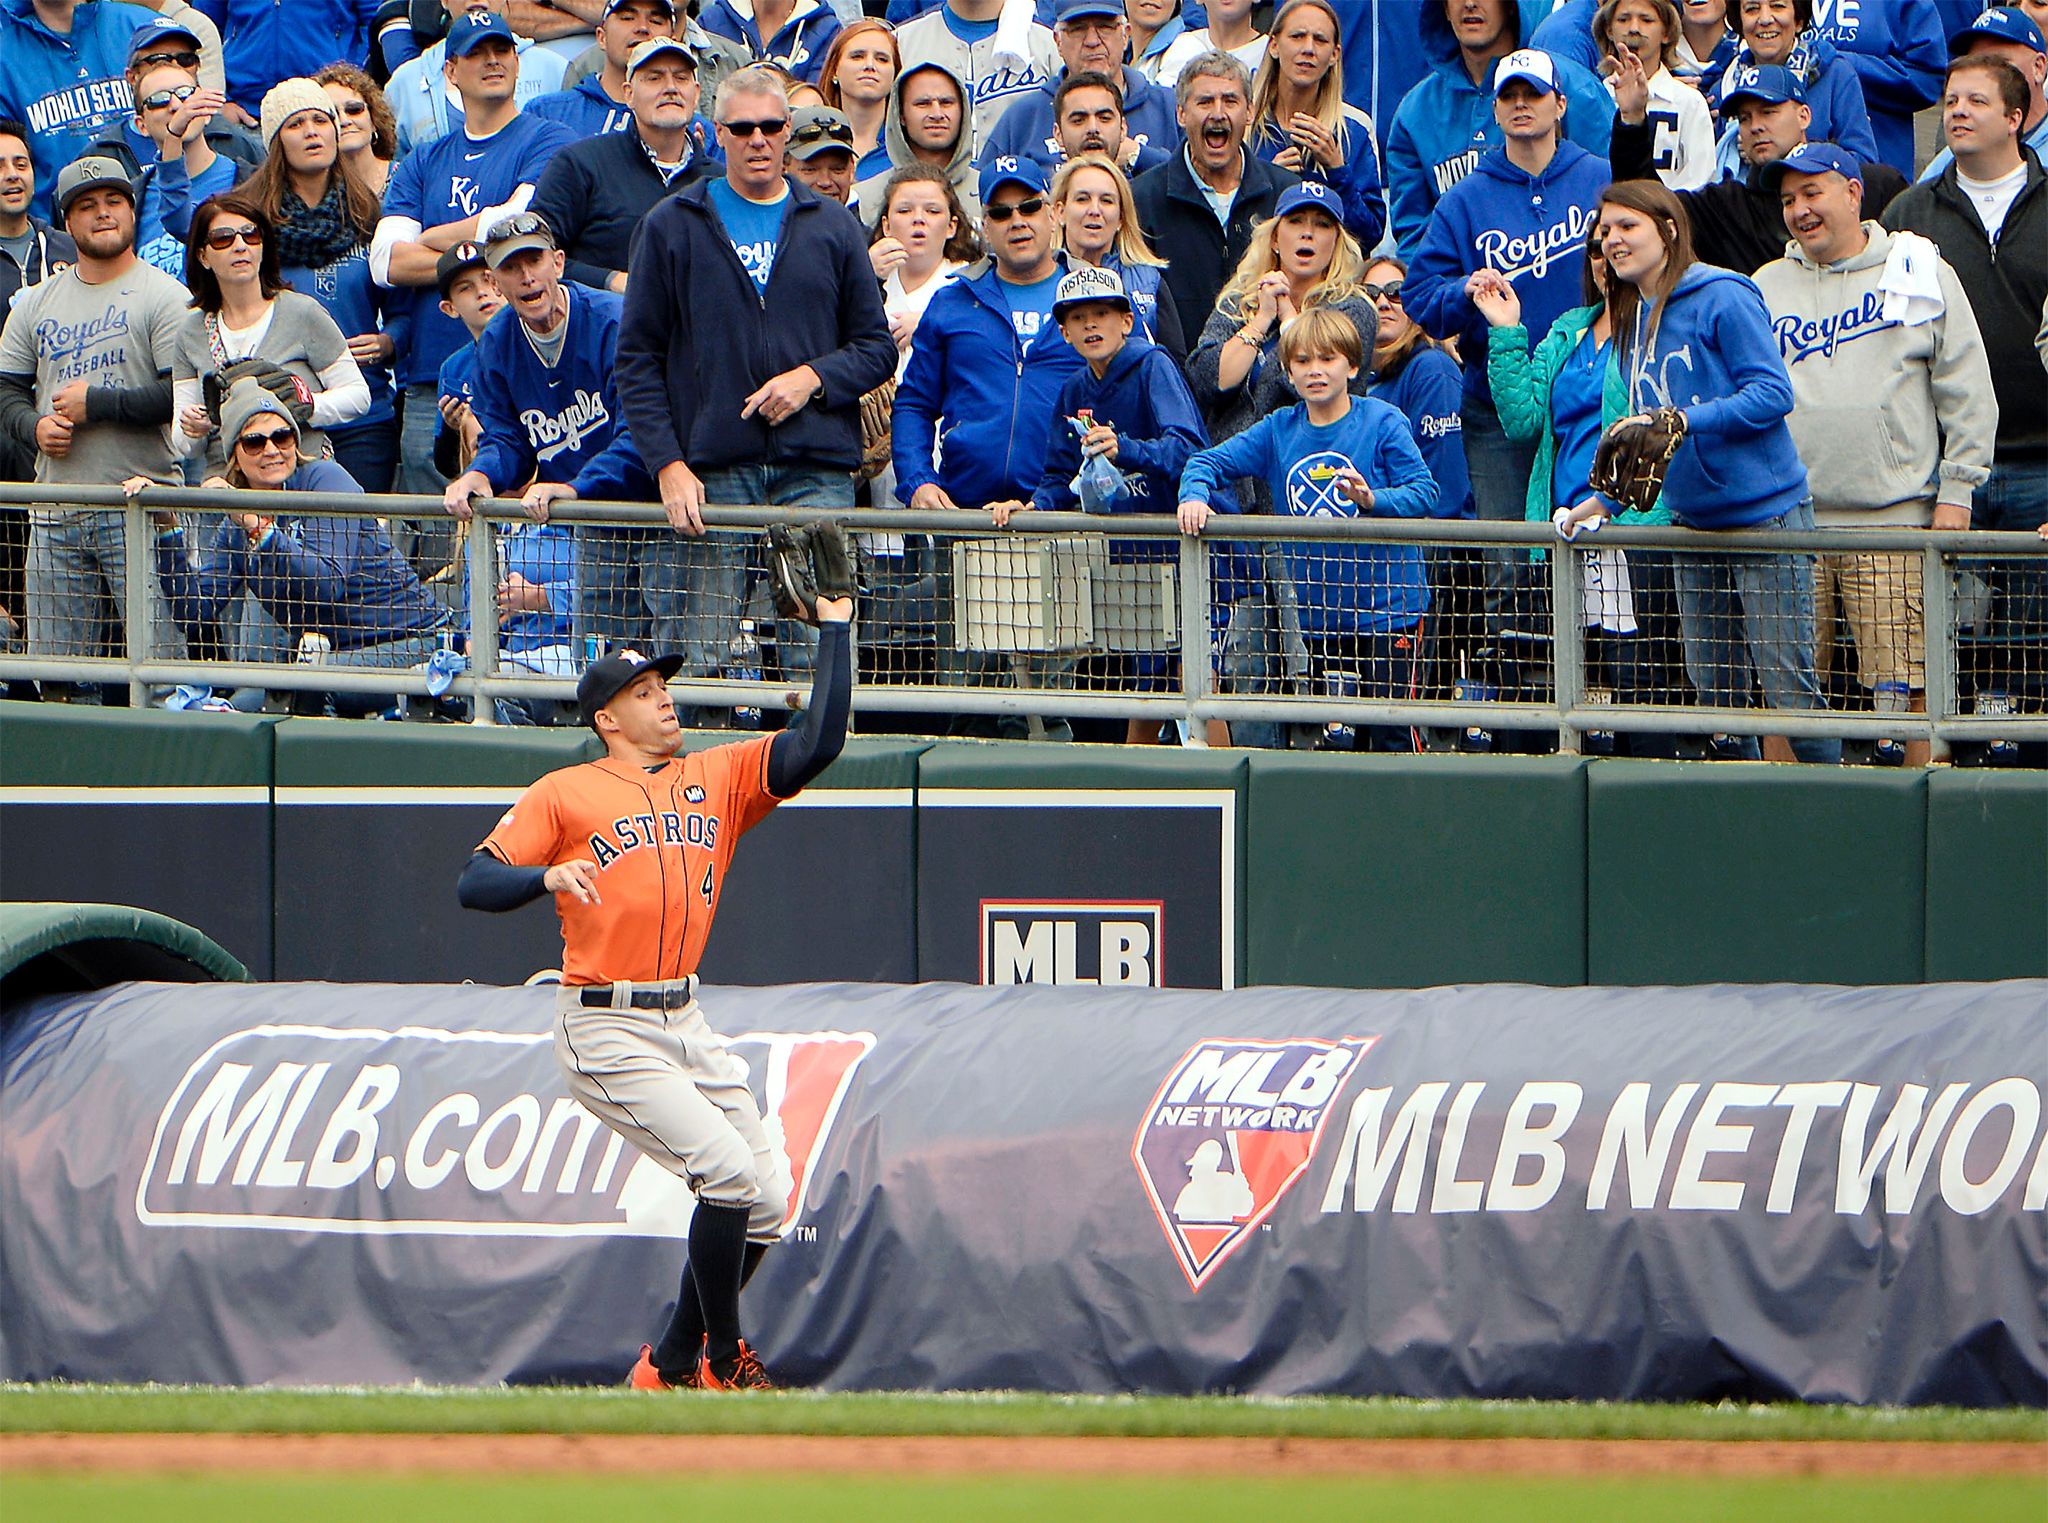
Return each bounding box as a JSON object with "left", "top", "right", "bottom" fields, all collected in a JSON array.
[{"left": 5, "top": 1434, "right": 2043, "bottom": 1478}]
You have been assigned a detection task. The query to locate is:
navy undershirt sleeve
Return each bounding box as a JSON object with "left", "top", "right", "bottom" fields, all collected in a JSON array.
[
  {"left": 458, "top": 850, "right": 550, "bottom": 911},
  {"left": 767, "top": 621, "right": 851, "bottom": 797}
]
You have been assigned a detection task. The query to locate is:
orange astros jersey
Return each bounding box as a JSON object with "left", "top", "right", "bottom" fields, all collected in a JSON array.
[{"left": 481, "top": 735, "right": 784, "bottom": 986}]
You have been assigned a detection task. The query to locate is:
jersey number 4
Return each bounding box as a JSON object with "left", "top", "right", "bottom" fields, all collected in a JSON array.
[{"left": 700, "top": 862, "right": 715, "bottom": 905}]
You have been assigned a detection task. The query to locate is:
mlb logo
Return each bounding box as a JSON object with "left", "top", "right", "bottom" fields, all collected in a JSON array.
[
  {"left": 980, "top": 901, "right": 1163, "bottom": 986},
  {"left": 1133, "top": 1036, "right": 1373, "bottom": 1290}
]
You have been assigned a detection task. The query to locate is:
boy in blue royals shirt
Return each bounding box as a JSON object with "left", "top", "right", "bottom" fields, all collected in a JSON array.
[{"left": 1179, "top": 306, "right": 1438, "bottom": 750}]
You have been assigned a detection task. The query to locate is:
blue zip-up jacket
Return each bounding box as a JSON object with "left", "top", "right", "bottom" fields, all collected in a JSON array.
[
  {"left": 1710, "top": 34, "right": 1877, "bottom": 176},
  {"left": 699, "top": 0, "right": 842, "bottom": 82},
  {"left": 1180, "top": 396, "right": 1437, "bottom": 633},
  {"left": 1617, "top": 263, "right": 1806, "bottom": 529},
  {"left": 1381, "top": 0, "right": 1613, "bottom": 258},
  {"left": 618, "top": 175, "right": 896, "bottom": 474},
  {"left": 1809, "top": 0, "right": 1945, "bottom": 175},
  {"left": 975, "top": 66, "right": 1183, "bottom": 177},
  {"left": 190, "top": 0, "right": 377, "bottom": 114},
  {"left": 1249, "top": 103, "right": 1386, "bottom": 250},
  {"left": 1029, "top": 335, "right": 1211, "bottom": 561},
  {"left": 1370, "top": 342, "right": 1472, "bottom": 519},
  {"left": 1529, "top": 0, "right": 1601, "bottom": 74},
  {"left": 377, "top": 111, "right": 574, "bottom": 387},
  {"left": 285, "top": 242, "right": 403, "bottom": 431},
  {"left": 893, "top": 255, "right": 1083, "bottom": 506},
  {"left": 527, "top": 75, "right": 635, "bottom": 139},
  {"left": 0, "top": 0, "right": 155, "bottom": 220},
  {"left": 1329, "top": 0, "right": 1437, "bottom": 138},
  {"left": 469, "top": 283, "right": 645, "bottom": 500},
  {"left": 1401, "top": 140, "right": 1609, "bottom": 410},
  {"left": 153, "top": 459, "right": 446, "bottom": 649},
  {"left": 1097, "top": 254, "right": 1182, "bottom": 357}
]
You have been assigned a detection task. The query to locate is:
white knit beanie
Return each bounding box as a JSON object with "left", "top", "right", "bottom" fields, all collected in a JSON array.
[{"left": 260, "top": 77, "right": 338, "bottom": 148}]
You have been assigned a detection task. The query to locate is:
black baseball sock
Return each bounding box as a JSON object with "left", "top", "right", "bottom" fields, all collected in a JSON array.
[
  {"left": 652, "top": 1227, "right": 773, "bottom": 1379},
  {"left": 687, "top": 1200, "right": 753, "bottom": 1365}
]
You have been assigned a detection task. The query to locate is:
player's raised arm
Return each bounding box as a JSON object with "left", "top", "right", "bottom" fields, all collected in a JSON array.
[{"left": 765, "top": 524, "right": 856, "bottom": 799}]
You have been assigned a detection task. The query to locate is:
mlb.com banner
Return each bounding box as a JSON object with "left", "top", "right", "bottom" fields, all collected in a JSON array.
[{"left": 1, "top": 978, "right": 2042, "bottom": 1403}]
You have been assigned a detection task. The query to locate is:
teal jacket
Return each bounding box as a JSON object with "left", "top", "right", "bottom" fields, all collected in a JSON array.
[{"left": 1486, "top": 306, "right": 1672, "bottom": 530}]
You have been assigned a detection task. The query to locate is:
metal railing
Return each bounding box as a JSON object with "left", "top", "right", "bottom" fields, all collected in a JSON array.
[{"left": 2, "top": 481, "right": 2044, "bottom": 759}]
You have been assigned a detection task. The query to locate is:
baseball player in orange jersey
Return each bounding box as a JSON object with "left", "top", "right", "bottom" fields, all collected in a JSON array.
[{"left": 457, "top": 593, "right": 853, "bottom": 1392}]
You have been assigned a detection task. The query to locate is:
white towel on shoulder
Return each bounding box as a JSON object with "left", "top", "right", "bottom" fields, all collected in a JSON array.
[
  {"left": 1880, "top": 231, "right": 1945, "bottom": 327},
  {"left": 994, "top": 0, "right": 1038, "bottom": 71}
]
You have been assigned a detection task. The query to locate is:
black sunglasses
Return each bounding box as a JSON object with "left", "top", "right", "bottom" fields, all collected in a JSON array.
[
  {"left": 1363, "top": 280, "right": 1404, "bottom": 303},
  {"left": 336, "top": 99, "right": 370, "bottom": 117},
  {"left": 140, "top": 82, "right": 198, "bottom": 111},
  {"left": 720, "top": 116, "right": 788, "bottom": 138},
  {"left": 202, "top": 223, "right": 264, "bottom": 250},
  {"left": 136, "top": 48, "right": 201, "bottom": 71},
  {"left": 984, "top": 196, "right": 1046, "bottom": 222},
  {"left": 236, "top": 425, "right": 296, "bottom": 453}
]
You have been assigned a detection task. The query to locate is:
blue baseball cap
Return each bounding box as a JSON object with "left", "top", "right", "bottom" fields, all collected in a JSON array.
[
  {"left": 128, "top": 15, "right": 203, "bottom": 59},
  {"left": 1055, "top": 0, "right": 1126, "bottom": 23},
  {"left": 1720, "top": 63, "right": 1809, "bottom": 110},
  {"left": 1950, "top": 5, "right": 2046, "bottom": 55},
  {"left": 979, "top": 153, "right": 1049, "bottom": 204},
  {"left": 1273, "top": 180, "right": 1344, "bottom": 221},
  {"left": 446, "top": 10, "right": 518, "bottom": 57},
  {"left": 1761, "top": 140, "right": 1864, "bottom": 193}
]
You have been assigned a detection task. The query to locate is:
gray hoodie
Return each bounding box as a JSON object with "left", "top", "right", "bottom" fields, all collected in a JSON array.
[
  {"left": 854, "top": 61, "right": 981, "bottom": 226},
  {"left": 1755, "top": 222, "right": 1997, "bottom": 525}
]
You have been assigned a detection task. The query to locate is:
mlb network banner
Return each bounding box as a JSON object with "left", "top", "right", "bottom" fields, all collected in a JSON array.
[{"left": 1, "top": 979, "right": 2042, "bottom": 1403}]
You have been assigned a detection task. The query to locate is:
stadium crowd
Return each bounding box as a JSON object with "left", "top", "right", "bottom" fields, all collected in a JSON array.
[{"left": 0, "top": 0, "right": 2043, "bottom": 760}]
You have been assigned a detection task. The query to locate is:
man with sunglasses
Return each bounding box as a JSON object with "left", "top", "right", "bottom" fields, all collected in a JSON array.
[
  {"left": 0, "top": 1, "right": 224, "bottom": 221},
  {"left": 89, "top": 16, "right": 260, "bottom": 188},
  {"left": 106, "top": 60, "right": 241, "bottom": 276},
  {"left": 618, "top": 63, "right": 892, "bottom": 718},
  {"left": 0, "top": 155, "right": 189, "bottom": 683}
]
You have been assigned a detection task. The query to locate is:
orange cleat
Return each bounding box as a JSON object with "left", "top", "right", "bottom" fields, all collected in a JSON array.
[
  {"left": 697, "top": 1340, "right": 775, "bottom": 1391},
  {"left": 627, "top": 1342, "right": 700, "bottom": 1391}
]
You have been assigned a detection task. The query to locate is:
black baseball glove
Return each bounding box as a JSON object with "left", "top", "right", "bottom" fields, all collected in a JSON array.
[
  {"left": 1588, "top": 407, "right": 1687, "bottom": 516},
  {"left": 204, "top": 359, "right": 317, "bottom": 435},
  {"left": 765, "top": 520, "right": 856, "bottom": 625}
]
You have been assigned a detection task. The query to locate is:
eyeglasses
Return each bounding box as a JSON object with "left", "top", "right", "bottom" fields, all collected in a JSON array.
[
  {"left": 139, "top": 82, "right": 198, "bottom": 111},
  {"left": 1362, "top": 280, "right": 1404, "bottom": 304},
  {"left": 202, "top": 223, "right": 264, "bottom": 250},
  {"left": 984, "top": 196, "right": 1046, "bottom": 222},
  {"left": 136, "top": 49, "right": 201, "bottom": 71},
  {"left": 235, "top": 426, "right": 296, "bottom": 453},
  {"left": 719, "top": 116, "right": 788, "bottom": 138}
]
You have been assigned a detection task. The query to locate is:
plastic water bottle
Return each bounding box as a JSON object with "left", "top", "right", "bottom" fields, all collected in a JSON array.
[{"left": 727, "top": 619, "right": 762, "bottom": 730}]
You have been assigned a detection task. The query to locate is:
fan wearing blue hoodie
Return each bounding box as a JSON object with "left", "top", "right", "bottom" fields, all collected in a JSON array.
[
  {"left": 1709, "top": 0, "right": 1877, "bottom": 174},
  {"left": 1802, "top": 0, "right": 1945, "bottom": 174},
  {"left": 1561, "top": 182, "right": 1838, "bottom": 762},
  {"left": 699, "top": 0, "right": 842, "bottom": 82},
  {"left": 1383, "top": 0, "right": 1613, "bottom": 258},
  {"left": 1402, "top": 48, "right": 1608, "bottom": 648},
  {"left": 0, "top": 0, "right": 158, "bottom": 221}
]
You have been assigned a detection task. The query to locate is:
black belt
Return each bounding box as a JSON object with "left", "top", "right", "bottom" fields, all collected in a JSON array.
[{"left": 578, "top": 977, "right": 697, "bottom": 1010}]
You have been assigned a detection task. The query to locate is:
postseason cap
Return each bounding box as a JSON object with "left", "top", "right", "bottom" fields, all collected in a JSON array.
[
  {"left": 1949, "top": 5, "right": 2045, "bottom": 55},
  {"left": 788, "top": 106, "right": 856, "bottom": 159},
  {"left": 446, "top": 9, "right": 518, "bottom": 56},
  {"left": 1761, "top": 141, "right": 1865, "bottom": 193},
  {"left": 1720, "top": 63, "right": 1809, "bottom": 110},
  {"left": 483, "top": 210, "right": 558, "bottom": 268},
  {"left": 435, "top": 239, "right": 489, "bottom": 296},
  {"left": 578, "top": 648, "right": 685, "bottom": 729},
  {"left": 128, "top": 14, "right": 204, "bottom": 59},
  {"left": 1052, "top": 262, "right": 1131, "bottom": 318},
  {"left": 1055, "top": 0, "right": 1126, "bottom": 22},
  {"left": 627, "top": 36, "right": 697, "bottom": 75},
  {"left": 978, "top": 153, "right": 1049, "bottom": 204},
  {"left": 1273, "top": 179, "right": 1344, "bottom": 221},
  {"left": 54, "top": 155, "right": 134, "bottom": 218},
  {"left": 1493, "top": 48, "right": 1560, "bottom": 96}
]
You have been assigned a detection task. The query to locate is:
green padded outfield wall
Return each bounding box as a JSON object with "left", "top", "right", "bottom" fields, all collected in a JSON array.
[{"left": 1924, "top": 770, "right": 2048, "bottom": 982}]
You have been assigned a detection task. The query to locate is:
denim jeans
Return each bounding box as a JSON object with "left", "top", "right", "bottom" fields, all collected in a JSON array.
[
  {"left": 1965, "top": 459, "right": 2048, "bottom": 709},
  {"left": 26, "top": 510, "right": 186, "bottom": 663},
  {"left": 1671, "top": 501, "right": 1840, "bottom": 764}
]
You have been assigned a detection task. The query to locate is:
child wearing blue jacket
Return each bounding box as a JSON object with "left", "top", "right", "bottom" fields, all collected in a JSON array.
[{"left": 1181, "top": 306, "right": 1438, "bottom": 750}]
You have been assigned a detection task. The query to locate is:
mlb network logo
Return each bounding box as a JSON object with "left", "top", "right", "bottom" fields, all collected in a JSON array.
[
  {"left": 980, "top": 900, "right": 1163, "bottom": 986},
  {"left": 1133, "top": 1036, "right": 1373, "bottom": 1290}
]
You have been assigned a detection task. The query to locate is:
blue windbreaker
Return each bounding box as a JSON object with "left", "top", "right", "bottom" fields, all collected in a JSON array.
[
  {"left": 1614, "top": 263, "right": 1807, "bottom": 530},
  {"left": 1180, "top": 395, "right": 1437, "bottom": 633},
  {"left": 190, "top": 0, "right": 377, "bottom": 114},
  {"left": 1381, "top": 0, "right": 1614, "bottom": 258},
  {"left": 1400, "top": 140, "right": 1610, "bottom": 409},
  {"left": 1370, "top": 343, "right": 1473, "bottom": 519},
  {"left": 0, "top": 0, "right": 154, "bottom": 220},
  {"left": 893, "top": 255, "right": 1083, "bottom": 507}
]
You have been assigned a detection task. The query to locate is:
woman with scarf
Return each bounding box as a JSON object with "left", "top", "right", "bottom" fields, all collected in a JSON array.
[{"left": 231, "top": 77, "right": 402, "bottom": 491}]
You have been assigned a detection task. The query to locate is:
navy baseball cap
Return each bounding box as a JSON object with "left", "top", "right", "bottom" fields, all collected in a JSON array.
[
  {"left": 1493, "top": 48, "right": 1561, "bottom": 96},
  {"left": 1761, "top": 141, "right": 1864, "bottom": 193},
  {"left": 1950, "top": 5, "right": 2045, "bottom": 55},
  {"left": 1273, "top": 179, "right": 1344, "bottom": 221},
  {"left": 1720, "top": 63, "right": 1808, "bottom": 109},
  {"left": 1055, "top": 0, "right": 1126, "bottom": 23},
  {"left": 129, "top": 15, "right": 203, "bottom": 59},
  {"left": 577, "top": 648, "right": 684, "bottom": 729},
  {"left": 435, "top": 239, "right": 489, "bottom": 296},
  {"left": 447, "top": 10, "right": 518, "bottom": 56},
  {"left": 979, "top": 153, "right": 1049, "bottom": 204}
]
